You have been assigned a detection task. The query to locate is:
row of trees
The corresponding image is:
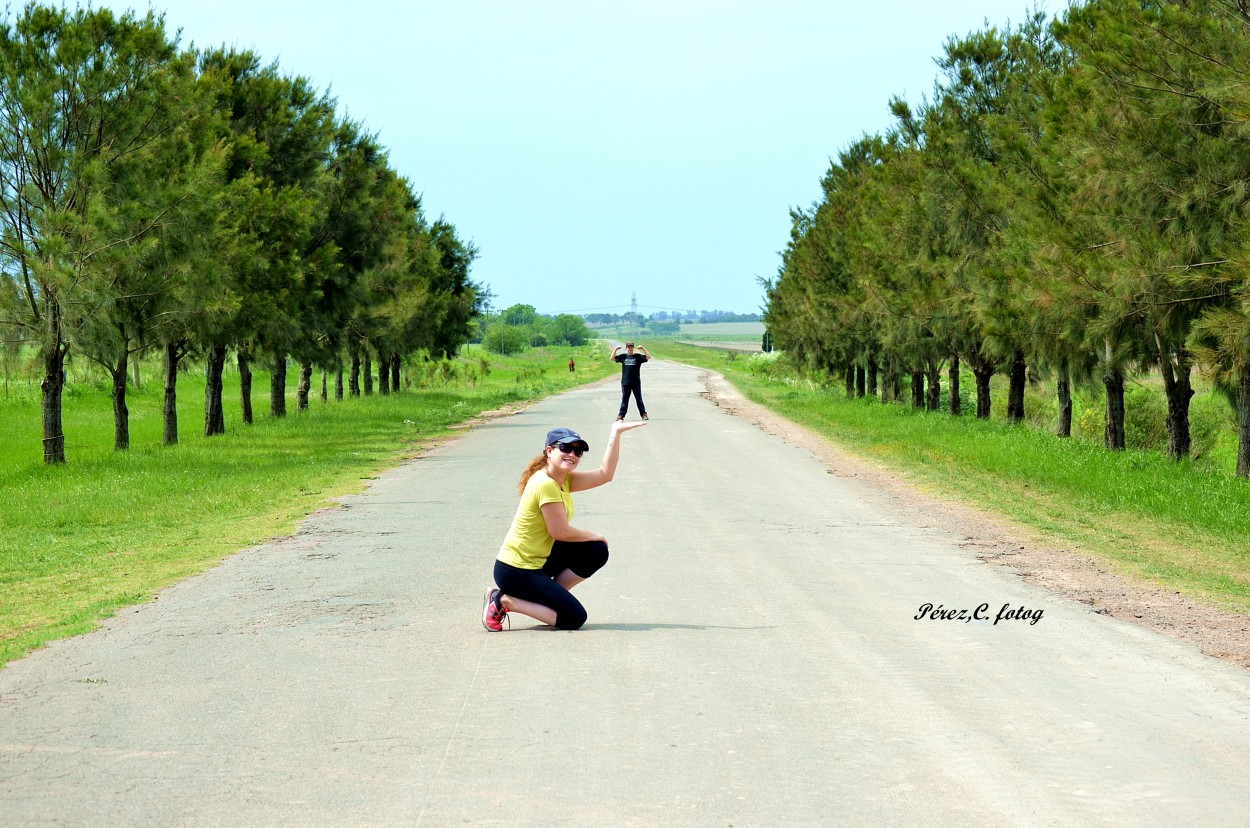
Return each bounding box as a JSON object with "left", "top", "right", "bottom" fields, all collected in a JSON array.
[
  {"left": 0, "top": 5, "right": 482, "bottom": 464},
  {"left": 763, "top": 0, "right": 1250, "bottom": 477},
  {"left": 480, "top": 304, "right": 592, "bottom": 354}
]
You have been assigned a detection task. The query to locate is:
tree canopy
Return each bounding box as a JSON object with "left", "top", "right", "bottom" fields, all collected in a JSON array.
[
  {"left": 0, "top": 4, "right": 484, "bottom": 463},
  {"left": 764, "top": 0, "right": 1250, "bottom": 477}
]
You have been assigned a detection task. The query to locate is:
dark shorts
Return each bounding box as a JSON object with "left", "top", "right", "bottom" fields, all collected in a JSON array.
[{"left": 494, "top": 540, "right": 609, "bottom": 630}]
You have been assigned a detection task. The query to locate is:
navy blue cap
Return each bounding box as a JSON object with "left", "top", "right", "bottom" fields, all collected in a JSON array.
[{"left": 545, "top": 427, "right": 588, "bottom": 452}]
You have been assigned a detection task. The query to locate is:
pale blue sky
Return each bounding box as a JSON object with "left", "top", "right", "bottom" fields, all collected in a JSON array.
[{"left": 128, "top": 1, "right": 1052, "bottom": 317}]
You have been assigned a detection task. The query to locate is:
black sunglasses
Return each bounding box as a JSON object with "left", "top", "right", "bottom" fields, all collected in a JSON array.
[{"left": 553, "top": 442, "right": 585, "bottom": 457}]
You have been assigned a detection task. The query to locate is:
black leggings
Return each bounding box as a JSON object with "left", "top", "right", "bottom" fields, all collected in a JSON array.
[
  {"left": 618, "top": 382, "right": 646, "bottom": 417},
  {"left": 494, "top": 540, "right": 609, "bottom": 630}
]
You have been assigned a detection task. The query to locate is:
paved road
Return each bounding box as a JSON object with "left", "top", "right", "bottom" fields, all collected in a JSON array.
[{"left": 4, "top": 360, "right": 1250, "bottom": 826}]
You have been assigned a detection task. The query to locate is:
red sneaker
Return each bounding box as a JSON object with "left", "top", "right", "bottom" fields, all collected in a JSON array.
[{"left": 482, "top": 588, "right": 508, "bottom": 631}]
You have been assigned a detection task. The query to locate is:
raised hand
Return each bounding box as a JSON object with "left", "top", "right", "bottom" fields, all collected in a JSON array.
[{"left": 611, "top": 419, "right": 648, "bottom": 435}]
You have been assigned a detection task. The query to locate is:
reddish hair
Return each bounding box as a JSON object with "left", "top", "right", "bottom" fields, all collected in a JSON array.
[{"left": 517, "top": 452, "right": 549, "bottom": 494}]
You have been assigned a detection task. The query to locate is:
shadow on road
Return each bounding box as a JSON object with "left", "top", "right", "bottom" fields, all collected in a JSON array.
[
  {"left": 583, "top": 622, "right": 778, "bottom": 632},
  {"left": 500, "top": 622, "right": 776, "bottom": 633}
]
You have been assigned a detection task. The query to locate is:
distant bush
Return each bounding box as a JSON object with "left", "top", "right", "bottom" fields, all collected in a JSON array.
[
  {"left": 1124, "top": 384, "right": 1168, "bottom": 450},
  {"left": 743, "top": 351, "right": 797, "bottom": 381},
  {"left": 1074, "top": 398, "right": 1102, "bottom": 443},
  {"left": 482, "top": 325, "right": 527, "bottom": 355},
  {"left": 1189, "top": 392, "right": 1235, "bottom": 460}
]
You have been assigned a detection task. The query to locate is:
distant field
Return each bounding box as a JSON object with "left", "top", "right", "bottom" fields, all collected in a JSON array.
[
  {"left": 587, "top": 325, "right": 641, "bottom": 342},
  {"left": 676, "top": 321, "right": 765, "bottom": 339},
  {"left": 588, "top": 321, "right": 765, "bottom": 343},
  {"left": 674, "top": 321, "right": 766, "bottom": 352}
]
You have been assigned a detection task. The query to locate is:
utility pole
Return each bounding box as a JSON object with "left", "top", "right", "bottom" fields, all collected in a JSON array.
[
  {"left": 630, "top": 291, "right": 639, "bottom": 343},
  {"left": 483, "top": 300, "right": 495, "bottom": 354}
]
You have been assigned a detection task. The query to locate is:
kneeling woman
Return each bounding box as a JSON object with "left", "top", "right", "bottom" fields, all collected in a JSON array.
[{"left": 483, "top": 420, "right": 646, "bottom": 631}]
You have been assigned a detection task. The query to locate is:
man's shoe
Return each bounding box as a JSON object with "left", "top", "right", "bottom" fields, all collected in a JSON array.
[
  {"left": 615, "top": 416, "right": 624, "bottom": 421},
  {"left": 641, "top": 413, "right": 649, "bottom": 420},
  {"left": 482, "top": 588, "right": 508, "bottom": 631}
]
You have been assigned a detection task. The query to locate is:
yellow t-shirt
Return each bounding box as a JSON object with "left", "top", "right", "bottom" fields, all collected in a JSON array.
[{"left": 497, "top": 470, "right": 573, "bottom": 569}]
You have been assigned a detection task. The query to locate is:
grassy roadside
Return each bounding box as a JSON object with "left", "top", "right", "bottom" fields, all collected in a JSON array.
[
  {"left": 650, "top": 341, "right": 1250, "bottom": 614},
  {"left": 0, "top": 344, "right": 615, "bottom": 667}
]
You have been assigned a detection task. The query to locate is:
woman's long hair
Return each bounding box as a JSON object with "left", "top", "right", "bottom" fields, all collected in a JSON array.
[{"left": 518, "top": 452, "right": 549, "bottom": 494}]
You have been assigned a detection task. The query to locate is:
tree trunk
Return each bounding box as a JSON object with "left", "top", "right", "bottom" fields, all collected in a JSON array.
[
  {"left": 321, "top": 369, "right": 328, "bottom": 403},
  {"left": 855, "top": 365, "right": 865, "bottom": 398},
  {"left": 1055, "top": 358, "right": 1072, "bottom": 439},
  {"left": 163, "top": 341, "right": 180, "bottom": 446},
  {"left": 925, "top": 361, "right": 941, "bottom": 412},
  {"left": 132, "top": 355, "right": 141, "bottom": 390},
  {"left": 363, "top": 351, "right": 373, "bottom": 395},
  {"left": 349, "top": 346, "right": 361, "bottom": 397},
  {"left": 378, "top": 354, "right": 390, "bottom": 395},
  {"left": 205, "top": 344, "right": 226, "bottom": 437},
  {"left": 1237, "top": 362, "right": 1250, "bottom": 479},
  {"left": 1157, "top": 336, "right": 1193, "bottom": 460},
  {"left": 1006, "top": 349, "right": 1026, "bottom": 424},
  {"left": 238, "top": 348, "right": 253, "bottom": 426},
  {"left": 270, "top": 351, "right": 287, "bottom": 417},
  {"left": 111, "top": 347, "right": 129, "bottom": 451},
  {"left": 844, "top": 364, "right": 855, "bottom": 398},
  {"left": 1104, "top": 367, "right": 1126, "bottom": 451},
  {"left": 297, "top": 359, "right": 312, "bottom": 412},
  {"left": 973, "top": 366, "right": 992, "bottom": 420},
  {"left": 967, "top": 351, "right": 997, "bottom": 420},
  {"left": 40, "top": 341, "right": 67, "bottom": 464},
  {"left": 910, "top": 371, "right": 925, "bottom": 409},
  {"left": 867, "top": 355, "right": 878, "bottom": 397},
  {"left": 335, "top": 367, "right": 344, "bottom": 401},
  {"left": 948, "top": 355, "right": 961, "bottom": 416},
  {"left": 391, "top": 354, "right": 401, "bottom": 391}
]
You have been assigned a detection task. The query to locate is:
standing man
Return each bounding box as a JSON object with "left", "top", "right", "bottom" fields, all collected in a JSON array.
[{"left": 611, "top": 341, "right": 650, "bottom": 421}]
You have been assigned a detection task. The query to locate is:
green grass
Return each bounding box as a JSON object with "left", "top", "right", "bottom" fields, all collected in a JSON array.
[
  {"left": 0, "top": 343, "right": 616, "bottom": 666},
  {"left": 652, "top": 341, "right": 1250, "bottom": 612}
]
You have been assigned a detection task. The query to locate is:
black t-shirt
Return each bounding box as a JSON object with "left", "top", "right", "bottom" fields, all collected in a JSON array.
[{"left": 615, "top": 351, "right": 648, "bottom": 384}]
